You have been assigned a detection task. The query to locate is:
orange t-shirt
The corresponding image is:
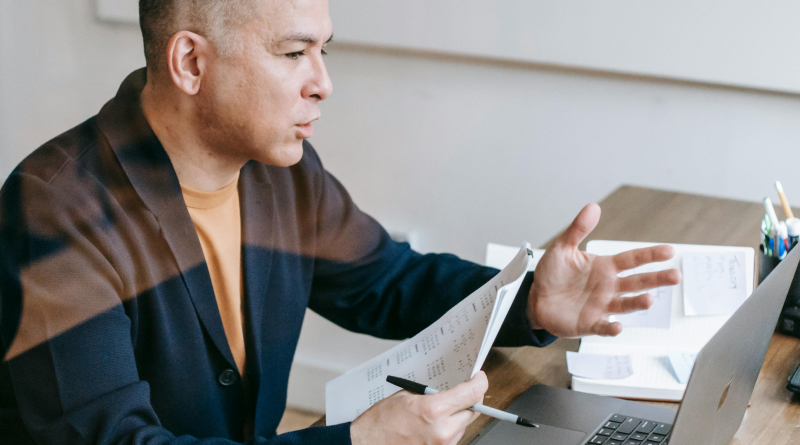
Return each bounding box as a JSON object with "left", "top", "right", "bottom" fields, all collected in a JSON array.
[{"left": 181, "top": 175, "right": 245, "bottom": 375}]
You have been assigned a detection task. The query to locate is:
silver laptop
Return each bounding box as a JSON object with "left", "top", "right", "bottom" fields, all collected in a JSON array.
[{"left": 471, "top": 245, "right": 800, "bottom": 445}]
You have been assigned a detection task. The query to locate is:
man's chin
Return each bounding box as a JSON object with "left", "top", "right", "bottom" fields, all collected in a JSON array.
[{"left": 255, "top": 141, "right": 305, "bottom": 167}]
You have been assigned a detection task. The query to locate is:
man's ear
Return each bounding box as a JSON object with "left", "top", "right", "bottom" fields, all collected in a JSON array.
[{"left": 165, "top": 31, "right": 211, "bottom": 96}]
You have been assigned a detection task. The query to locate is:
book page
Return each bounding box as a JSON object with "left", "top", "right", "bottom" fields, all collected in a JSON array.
[
  {"left": 566, "top": 352, "right": 633, "bottom": 380},
  {"left": 575, "top": 343, "right": 687, "bottom": 394},
  {"left": 582, "top": 241, "right": 754, "bottom": 350},
  {"left": 325, "top": 244, "right": 532, "bottom": 425},
  {"left": 575, "top": 241, "right": 754, "bottom": 400}
]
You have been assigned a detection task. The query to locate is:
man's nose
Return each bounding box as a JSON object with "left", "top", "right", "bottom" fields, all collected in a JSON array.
[{"left": 305, "top": 55, "right": 333, "bottom": 101}]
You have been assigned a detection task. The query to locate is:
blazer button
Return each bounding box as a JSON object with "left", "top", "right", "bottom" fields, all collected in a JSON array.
[{"left": 218, "top": 369, "right": 238, "bottom": 386}]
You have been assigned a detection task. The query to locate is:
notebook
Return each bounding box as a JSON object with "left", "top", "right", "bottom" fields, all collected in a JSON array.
[{"left": 573, "top": 240, "right": 755, "bottom": 401}]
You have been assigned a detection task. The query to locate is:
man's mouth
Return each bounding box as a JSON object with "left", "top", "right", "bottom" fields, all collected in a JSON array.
[
  {"left": 295, "top": 117, "right": 320, "bottom": 139},
  {"left": 296, "top": 122, "right": 313, "bottom": 139}
]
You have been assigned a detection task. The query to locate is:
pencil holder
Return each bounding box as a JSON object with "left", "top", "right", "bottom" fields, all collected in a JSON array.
[
  {"left": 759, "top": 248, "right": 800, "bottom": 337},
  {"left": 758, "top": 250, "right": 781, "bottom": 285}
]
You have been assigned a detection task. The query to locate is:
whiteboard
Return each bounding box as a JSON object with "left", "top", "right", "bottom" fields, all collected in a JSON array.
[{"left": 96, "top": 0, "right": 800, "bottom": 94}]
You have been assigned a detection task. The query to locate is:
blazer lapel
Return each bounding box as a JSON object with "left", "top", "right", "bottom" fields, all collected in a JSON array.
[
  {"left": 96, "top": 69, "right": 238, "bottom": 371},
  {"left": 239, "top": 162, "right": 276, "bottom": 381}
]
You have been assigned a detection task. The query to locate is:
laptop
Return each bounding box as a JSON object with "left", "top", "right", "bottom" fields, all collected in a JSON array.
[{"left": 470, "top": 245, "right": 800, "bottom": 445}]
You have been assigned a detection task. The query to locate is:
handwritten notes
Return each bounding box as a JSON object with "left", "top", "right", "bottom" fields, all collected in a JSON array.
[
  {"left": 325, "top": 244, "right": 532, "bottom": 425},
  {"left": 566, "top": 352, "right": 634, "bottom": 380},
  {"left": 610, "top": 265, "right": 674, "bottom": 329},
  {"left": 667, "top": 351, "right": 697, "bottom": 384},
  {"left": 611, "top": 286, "right": 674, "bottom": 329},
  {"left": 682, "top": 252, "right": 747, "bottom": 316}
]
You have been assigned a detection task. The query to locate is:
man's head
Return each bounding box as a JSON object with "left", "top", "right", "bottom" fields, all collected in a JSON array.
[
  {"left": 139, "top": 0, "right": 257, "bottom": 74},
  {"left": 139, "top": 0, "right": 333, "bottom": 170}
]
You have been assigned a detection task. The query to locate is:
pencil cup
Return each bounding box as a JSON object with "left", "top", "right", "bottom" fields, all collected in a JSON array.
[
  {"left": 759, "top": 248, "right": 800, "bottom": 337},
  {"left": 758, "top": 249, "right": 781, "bottom": 285}
]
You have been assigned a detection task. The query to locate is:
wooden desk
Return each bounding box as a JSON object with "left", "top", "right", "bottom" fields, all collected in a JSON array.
[{"left": 316, "top": 186, "right": 800, "bottom": 443}]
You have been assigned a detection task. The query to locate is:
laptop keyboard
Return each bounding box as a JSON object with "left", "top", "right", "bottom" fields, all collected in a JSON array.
[{"left": 586, "top": 414, "right": 672, "bottom": 445}]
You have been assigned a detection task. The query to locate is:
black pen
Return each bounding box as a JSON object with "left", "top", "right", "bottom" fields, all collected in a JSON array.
[{"left": 386, "top": 375, "right": 538, "bottom": 428}]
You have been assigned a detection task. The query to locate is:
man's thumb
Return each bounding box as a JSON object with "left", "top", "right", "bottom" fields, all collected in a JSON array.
[
  {"left": 560, "top": 203, "right": 600, "bottom": 248},
  {"left": 429, "top": 371, "right": 488, "bottom": 416}
]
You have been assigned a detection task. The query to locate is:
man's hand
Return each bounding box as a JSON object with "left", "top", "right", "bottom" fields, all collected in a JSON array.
[
  {"left": 350, "top": 372, "right": 488, "bottom": 445},
  {"left": 527, "top": 203, "right": 682, "bottom": 338}
]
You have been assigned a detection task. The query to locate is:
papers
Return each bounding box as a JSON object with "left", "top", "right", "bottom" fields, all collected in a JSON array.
[
  {"left": 682, "top": 252, "right": 747, "bottom": 316},
  {"left": 613, "top": 286, "right": 673, "bottom": 329},
  {"left": 668, "top": 351, "right": 697, "bottom": 384},
  {"left": 325, "top": 244, "right": 533, "bottom": 425},
  {"left": 485, "top": 243, "right": 544, "bottom": 271},
  {"left": 566, "top": 352, "right": 633, "bottom": 380},
  {"left": 611, "top": 263, "right": 674, "bottom": 329},
  {"left": 574, "top": 241, "right": 754, "bottom": 401},
  {"left": 610, "top": 258, "right": 676, "bottom": 329}
]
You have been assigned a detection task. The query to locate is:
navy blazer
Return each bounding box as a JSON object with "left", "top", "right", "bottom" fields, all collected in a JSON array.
[{"left": 0, "top": 70, "right": 555, "bottom": 444}]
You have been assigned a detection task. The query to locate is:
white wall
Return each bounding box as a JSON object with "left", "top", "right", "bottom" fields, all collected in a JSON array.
[
  {"left": 4, "top": 0, "right": 800, "bottom": 413},
  {"left": 330, "top": 0, "right": 800, "bottom": 94},
  {"left": 0, "top": 0, "right": 145, "bottom": 180},
  {"left": 313, "top": 45, "right": 800, "bottom": 262}
]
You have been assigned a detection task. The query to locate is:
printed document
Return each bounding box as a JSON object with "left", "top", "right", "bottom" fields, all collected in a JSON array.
[{"left": 326, "top": 244, "right": 533, "bottom": 425}]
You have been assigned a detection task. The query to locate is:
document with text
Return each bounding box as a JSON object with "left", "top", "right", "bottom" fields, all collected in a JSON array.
[{"left": 325, "top": 244, "right": 533, "bottom": 425}]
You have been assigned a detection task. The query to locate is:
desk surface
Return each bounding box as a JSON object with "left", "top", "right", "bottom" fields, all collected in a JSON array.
[{"left": 316, "top": 185, "right": 800, "bottom": 444}]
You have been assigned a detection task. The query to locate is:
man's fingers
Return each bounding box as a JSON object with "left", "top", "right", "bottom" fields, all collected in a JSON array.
[
  {"left": 427, "top": 371, "right": 488, "bottom": 417},
  {"left": 617, "top": 269, "right": 681, "bottom": 294},
  {"left": 559, "top": 204, "right": 601, "bottom": 249},
  {"left": 447, "top": 415, "right": 475, "bottom": 445},
  {"left": 608, "top": 293, "right": 654, "bottom": 314},
  {"left": 612, "top": 245, "right": 675, "bottom": 271},
  {"left": 442, "top": 408, "right": 481, "bottom": 445},
  {"left": 592, "top": 319, "right": 623, "bottom": 337}
]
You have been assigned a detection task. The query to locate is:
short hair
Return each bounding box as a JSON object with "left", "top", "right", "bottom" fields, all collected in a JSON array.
[{"left": 139, "top": 0, "right": 258, "bottom": 73}]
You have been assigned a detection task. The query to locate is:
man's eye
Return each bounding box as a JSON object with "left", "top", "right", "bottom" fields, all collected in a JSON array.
[
  {"left": 321, "top": 48, "right": 328, "bottom": 56},
  {"left": 286, "top": 51, "right": 304, "bottom": 60}
]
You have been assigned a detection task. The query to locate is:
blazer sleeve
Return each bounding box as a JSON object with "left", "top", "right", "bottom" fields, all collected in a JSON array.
[
  {"left": 0, "top": 174, "right": 352, "bottom": 445},
  {"left": 303, "top": 147, "right": 555, "bottom": 348}
]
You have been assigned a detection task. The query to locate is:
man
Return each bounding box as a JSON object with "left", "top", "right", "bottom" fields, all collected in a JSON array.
[{"left": 0, "top": 0, "right": 680, "bottom": 444}]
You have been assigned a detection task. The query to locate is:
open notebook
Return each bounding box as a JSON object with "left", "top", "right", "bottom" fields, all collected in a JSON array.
[{"left": 574, "top": 240, "right": 755, "bottom": 401}]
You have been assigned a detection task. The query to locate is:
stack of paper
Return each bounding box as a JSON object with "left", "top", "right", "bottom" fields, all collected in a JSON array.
[
  {"left": 571, "top": 240, "right": 755, "bottom": 401},
  {"left": 325, "top": 244, "right": 533, "bottom": 425}
]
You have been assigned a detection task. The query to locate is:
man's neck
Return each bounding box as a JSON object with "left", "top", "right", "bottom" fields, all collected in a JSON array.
[{"left": 140, "top": 81, "right": 245, "bottom": 192}]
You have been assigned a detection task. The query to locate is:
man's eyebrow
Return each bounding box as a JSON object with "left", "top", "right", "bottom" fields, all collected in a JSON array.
[{"left": 278, "top": 32, "right": 334, "bottom": 46}]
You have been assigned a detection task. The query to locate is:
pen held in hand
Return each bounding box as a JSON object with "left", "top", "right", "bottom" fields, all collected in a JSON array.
[{"left": 386, "top": 375, "right": 539, "bottom": 428}]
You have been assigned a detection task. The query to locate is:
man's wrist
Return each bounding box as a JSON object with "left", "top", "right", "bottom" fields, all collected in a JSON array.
[{"left": 526, "top": 287, "right": 543, "bottom": 331}]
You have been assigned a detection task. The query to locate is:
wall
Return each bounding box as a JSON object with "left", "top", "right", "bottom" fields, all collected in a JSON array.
[
  {"left": 0, "top": 0, "right": 145, "bottom": 180},
  {"left": 3, "top": 0, "right": 800, "bottom": 413},
  {"left": 330, "top": 0, "right": 800, "bottom": 94}
]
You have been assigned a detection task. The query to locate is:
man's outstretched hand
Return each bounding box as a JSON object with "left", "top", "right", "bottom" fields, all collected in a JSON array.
[{"left": 527, "top": 204, "right": 682, "bottom": 338}]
